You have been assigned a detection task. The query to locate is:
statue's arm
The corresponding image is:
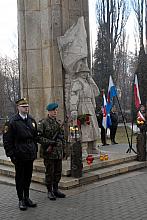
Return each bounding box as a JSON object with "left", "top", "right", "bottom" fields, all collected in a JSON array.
[
  {"left": 70, "top": 81, "right": 81, "bottom": 114},
  {"left": 88, "top": 76, "right": 100, "bottom": 97}
]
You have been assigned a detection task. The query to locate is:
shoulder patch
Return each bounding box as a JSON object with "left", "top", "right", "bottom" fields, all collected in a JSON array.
[
  {"left": 32, "top": 122, "right": 36, "bottom": 127},
  {"left": 3, "top": 125, "right": 8, "bottom": 133}
]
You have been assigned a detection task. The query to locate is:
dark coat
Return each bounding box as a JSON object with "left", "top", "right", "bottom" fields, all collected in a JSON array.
[
  {"left": 3, "top": 114, "right": 38, "bottom": 160},
  {"left": 96, "top": 111, "right": 103, "bottom": 128},
  {"left": 110, "top": 112, "right": 118, "bottom": 127}
]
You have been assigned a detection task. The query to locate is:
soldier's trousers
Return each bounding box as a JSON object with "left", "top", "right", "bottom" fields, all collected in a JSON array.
[
  {"left": 44, "top": 158, "right": 62, "bottom": 191},
  {"left": 15, "top": 160, "right": 34, "bottom": 200}
]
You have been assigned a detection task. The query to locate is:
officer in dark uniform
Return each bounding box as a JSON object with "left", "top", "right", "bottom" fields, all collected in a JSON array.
[
  {"left": 3, "top": 98, "right": 38, "bottom": 211},
  {"left": 37, "top": 102, "right": 66, "bottom": 200},
  {"left": 110, "top": 106, "right": 118, "bottom": 144}
]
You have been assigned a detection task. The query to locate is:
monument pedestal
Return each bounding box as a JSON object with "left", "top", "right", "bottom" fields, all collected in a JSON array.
[{"left": 82, "top": 141, "right": 99, "bottom": 158}]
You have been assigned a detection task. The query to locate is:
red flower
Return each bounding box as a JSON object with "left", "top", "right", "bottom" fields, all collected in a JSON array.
[
  {"left": 77, "top": 119, "right": 81, "bottom": 127},
  {"left": 86, "top": 115, "right": 90, "bottom": 125}
]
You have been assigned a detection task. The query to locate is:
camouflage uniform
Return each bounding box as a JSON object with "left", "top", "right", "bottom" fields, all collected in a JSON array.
[{"left": 37, "top": 116, "right": 65, "bottom": 192}]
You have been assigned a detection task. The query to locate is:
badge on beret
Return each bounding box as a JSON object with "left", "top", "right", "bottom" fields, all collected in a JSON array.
[{"left": 32, "top": 122, "right": 35, "bottom": 127}]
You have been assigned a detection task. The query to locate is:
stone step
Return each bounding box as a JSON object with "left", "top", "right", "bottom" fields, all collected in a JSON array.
[
  {"left": 0, "top": 160, "right": 146, "bottom": 189},
  {"left": 0, "top": 153, "right": 137, "bottom": 176},
  {"left": 0, "top": 175, "right": 47, "bottom": 193},
  {"left": 59, "top": 161, "right": 147, "bottom": 189}
]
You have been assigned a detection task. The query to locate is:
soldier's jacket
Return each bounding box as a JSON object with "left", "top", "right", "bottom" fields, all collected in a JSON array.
[
  {"left": 3, "top": 114, "right": 38, "bottom": 160},
  {"left": 37, "top": 116, "right": 65, "bottom": 159}
]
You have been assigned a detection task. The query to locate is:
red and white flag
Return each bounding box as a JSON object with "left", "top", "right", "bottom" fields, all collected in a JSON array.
[
  {"left": 137, "top": 110, "right": 145, "bottom": 122},
  {"left": 134, "top": 74, "right": 141, "bottom": 109},
  {"left": 102, "top": 92, "right": 107, "bottom": 129}
]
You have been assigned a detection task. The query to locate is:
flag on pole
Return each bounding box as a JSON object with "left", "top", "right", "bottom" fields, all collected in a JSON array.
[
  {"left": 102, "top": 92, "right": 107, "bottom": 129},
  {"left": 137, "top": 110, "right": 145, "bottom": 122},
  {"left": 106, "top": 75, "right": 117, "bottom": 114},
  {"left": 134, "top": 74, "right": 141, "bottom": 109},
  {"left": 106, "top": 113, "right": 112, "bottom": 128},
  {"left": 102, "top": 91, "right": 112, "bottom": 128}
]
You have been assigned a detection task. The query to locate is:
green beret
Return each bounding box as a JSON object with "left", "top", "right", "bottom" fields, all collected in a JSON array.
[
  {"left": 46, "top": 102, "right": 58, "bottom": 111},
  {"left": 16, "top": 98, "right": 29, "bottom": 106}
]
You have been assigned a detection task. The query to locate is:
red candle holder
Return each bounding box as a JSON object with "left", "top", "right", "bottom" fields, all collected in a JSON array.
[{"left": 86, "top": 154, "right": 94, "bottom": 165}]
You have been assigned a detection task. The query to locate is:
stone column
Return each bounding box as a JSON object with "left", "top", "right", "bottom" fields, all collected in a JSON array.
[{"left": 17, "top": 0, "right": 89, "bottom": 121}]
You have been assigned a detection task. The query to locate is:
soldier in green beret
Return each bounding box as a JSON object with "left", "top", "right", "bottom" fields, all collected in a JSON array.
[{"left": 37, "top": 102, "right": 66, "bottom": 200}]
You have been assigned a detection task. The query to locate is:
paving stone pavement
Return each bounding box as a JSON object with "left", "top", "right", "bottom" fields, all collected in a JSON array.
[
  {"left": 0, "top": 168, "right": 147, "bottom": 220},
  {"left": 0, "top": 139, "right": 144, "bottom": 220}
]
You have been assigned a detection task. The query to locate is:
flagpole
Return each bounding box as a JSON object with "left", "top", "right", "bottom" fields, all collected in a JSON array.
[
  {"left": 116, "top": 95, "right": 137, "bottom": 154},
  {"left": 107, "top": 75, "right": 136, "bottom": 153},
  {"left": 127, "top": 74, "right": 135, "bottom": 153}
]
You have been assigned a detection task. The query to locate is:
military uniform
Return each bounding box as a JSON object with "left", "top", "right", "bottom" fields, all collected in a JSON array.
[
  {"left": 37, "top": 102, "right": 66, "bottom": 200},
  {"left": 3, "top": 98, "right": 38, "bottom": 210}
]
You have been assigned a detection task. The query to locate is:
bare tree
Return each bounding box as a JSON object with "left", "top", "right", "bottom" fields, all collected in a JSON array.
[
  {"left": 132, "top": 0, "right": 147, "bottom": 105},
  {"left": 94, "top": 0, "right": 130, "bottom": 90},
  {"left": 131, "top": 0, "right": 144, "bottom": 49},
  {"left": 0, "top": 63, "right": 6, "bottom": 117},
  {"left": 0, "top": 56, "right": 19, "bottom": 117}
]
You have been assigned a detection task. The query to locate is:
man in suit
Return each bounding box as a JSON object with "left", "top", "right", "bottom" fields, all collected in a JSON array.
[{"left": 110, "top": 106, "right": 118, "bottom": 144}]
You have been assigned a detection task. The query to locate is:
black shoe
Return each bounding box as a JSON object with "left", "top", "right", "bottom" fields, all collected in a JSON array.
[
  {"left": 19, "top": 200, "right": 27, "bottom": 211},
  {"left": 48, "top": 191, "right": 56, "bottom": 200},
  {"left": 53, "top": 190, "right": 66, "bottom": 198},
  {"left": 102, "top": 143, "right": 109, "bottom": 146},
  {"left": 111, "top": 140, "right": 118, "bottom": 144},
  {"left": 24, "top": 198, "right": 37, "bottom": 207}
]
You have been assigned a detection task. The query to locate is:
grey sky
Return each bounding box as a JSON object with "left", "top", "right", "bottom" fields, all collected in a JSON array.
[{"left": 0, "top": 0, "right": 137, "bottom": 58}]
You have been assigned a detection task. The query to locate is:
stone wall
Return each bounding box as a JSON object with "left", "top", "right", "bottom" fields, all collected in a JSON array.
[{"left": 17, "top": 0, "right": 89, "bottom": 121}]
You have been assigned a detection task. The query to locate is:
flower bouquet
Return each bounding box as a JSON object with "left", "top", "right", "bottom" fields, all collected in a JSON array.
[{"left": 77, "top": 114, "right": 91, "bottom": 127}]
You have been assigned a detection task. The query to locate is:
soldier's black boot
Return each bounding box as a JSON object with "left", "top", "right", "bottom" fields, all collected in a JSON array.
[
  {"left": 48, "top": 191, "right": 56, "bottom": 200},
  {"left": 24, "top": 198, "right": 37, "bottom": 207},
  {"left": 19, "top": 200, "right": 27, "bottom": 211},
  {"left": 53, "top": 183, "right": 66, "bottom": 198},
  {"left": 24, "top": 190, "right": 37, "bottom": 207}
]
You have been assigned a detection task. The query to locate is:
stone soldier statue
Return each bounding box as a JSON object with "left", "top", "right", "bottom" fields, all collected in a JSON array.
[
  {"left": 37, "top": 102, "right": 66, "bottom": 200},
  {"left": 70, "top": 59, "right": 100, "bottom": 154},
  {"left": 3, "top": 98, "right": 38, "bottom": 211},
  {"left": 57, "top": 17, "right": 100, "bottom": 155}
]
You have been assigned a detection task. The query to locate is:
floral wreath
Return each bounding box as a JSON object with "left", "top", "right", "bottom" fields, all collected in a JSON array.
[{"left": 77, "top": 114, "right": 91, "bottom": 127}]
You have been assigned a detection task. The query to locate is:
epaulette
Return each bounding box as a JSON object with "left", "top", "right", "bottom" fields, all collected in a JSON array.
[{"left": 9, "top": 114, "right": 17, "bottom": 122}]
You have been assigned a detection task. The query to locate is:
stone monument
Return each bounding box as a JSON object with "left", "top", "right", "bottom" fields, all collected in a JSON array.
[
  {"left": 17, "top": 1, "right": 100, "bottom": 155},
  {"left": 17, "top": 0, "right": 90, "bottom": 121},
  {"left": 57, "top": 17, "right": 100, "bottom": 155}
]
